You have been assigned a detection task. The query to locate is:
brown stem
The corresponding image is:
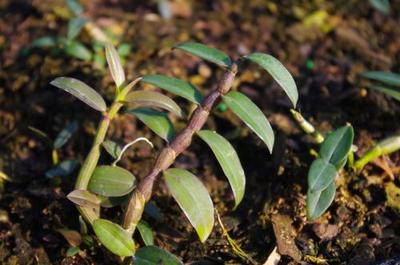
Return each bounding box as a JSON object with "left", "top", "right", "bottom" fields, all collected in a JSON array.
[{"left": 123, "top": 63, "right": 238, "bottom": 233}]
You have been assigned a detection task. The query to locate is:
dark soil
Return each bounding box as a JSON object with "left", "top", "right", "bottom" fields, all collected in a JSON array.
[{"left": 1, "top": 0, "right": 400, "bottom": 264}]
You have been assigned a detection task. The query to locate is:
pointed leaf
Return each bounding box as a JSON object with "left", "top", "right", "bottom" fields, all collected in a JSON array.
[
  {"left": 65, "top": 0, "right": 83, "bottom": 15},
  {"left": 197, "top": 130, "right": 245, "bottom": 208},
  {"left": 307, "top": 181, "right": 336, "bottom": 220},
  {"left": 135, "top": 246, "right": 183, "bottom": 265},
  {"left": 164, "top": 168, "right": 214, "bottom": 242},
  {"left": 102, "top": 140, "right": 122, "bottom": 159},
  {"left": 66, "top": 246, "right": 80, "bottom": 257},
  {"left": 67, "top": 189, "right": 101, "bottom": 209},
  {"left": 93, "top": 219, "right": 135, "bottom": 257},
  {"left": 88, "top": 166, "right": 136, "bottom": 197},
  {"left": 244, "top": 53, "right": 298, "bottom": 107},
  {"left": 137, "top": 220, "right": 154, "bottom": 246},
  {"left": 28, "top": 126, "right": 53, "bottom": 148},
  {"left": 79, "top": 216, "right": 88, "bottom": 235},
  {"left": 127, "top": 108, "right": 175, "bottom": 142},
  {"left": 125, "top": 90, "right": 183, "bottom": 117},
  {"left": 222, "top": 91, "right": 274, "bottom": 152},
  {"left": 141, "top": 75, "right": 203, "bottom": 104},
  {"left": 45, "top": 159, "right": 79, "bottom": 178},
  {"left": 361, "top": 71, "right": 400, "bottom": 86},
  {"left": 54, "top": 121, "right": 78, "bottom": 149},
  {"left": 67, "top": 17, "right": 87, "bottom": 40},
  {"left": 369, "top": 0, "right": 390, "bottom": 14},
  {"left": 369, "top": 85, "right": 400, "bottom": 102},
  {"left": 308, "top": 159, "right": 336, "bottom": 192},
  {"left": 174, "top": 42, "right": 232, "bottom": 68},
  {"left": 51, "top": 77, "right": 106, "bottom": 112},
  {"left": 30, "top": 37, "right": 57, "bottom": 48},
  {"left": 65, "top": 40, "right": 92, "bottom": 61},
  {"left": 105, "top": 43, "right": 125, "bottom": 87},
  {"left": 319, "top": 125, "right": 354, "bottom": 168}
]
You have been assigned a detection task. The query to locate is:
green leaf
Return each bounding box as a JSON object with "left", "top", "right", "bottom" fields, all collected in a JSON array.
[
  {"left": 102, "top": 140, "right": 122, "bottom": 159},
  {"left": 319, "top": 125, "right": 354, "bottom": 168},
  {"left": 65, "top": 40, "right": 92, "bottom": 61},
  {"left": 174, "top": 42, "right": 232, "bottom": 68},
  {"left": 79, "top": 216, "right": 88, "bottom": 234},
  {"left": 222, "top": 91, "right": 274, "bottom": 152},
  {"left": 67, "top": 17, "right": 87, "bottom": 40},
  {"left": 88, "top": 166, "right": 136, "bottom": 197},
  {"left": 125, "top": 90, "right": 183, "bottom": 117},
  {"left": 244, "top": 53, "right": 298, "bottom": 107},
  {"left": 27, "top": 126, "right": 53, "bottom": 148},
  {"left": 197, "top": 130, "right": 245, "bottom": 208},
  {"left": 45, "top": 159, "right": 79, "bottom": 178},
  {"left": 54, "top": 121, "right": 78, "bottom": 149},
  {"left": 135, "top": 246, "right": 183, "bottom": 265},
  {"left": 66, "top": 246, "right": 80, "bottom": 257},
  {"left": 137, "top": 220, "right": 154, "bottom": 246},
  {"left": 164, "top": 168, "right": 214, "bottom": 242},
  {"left": 31, "top": 37, "right": 57, "bottom": 48},
  {"left": 118, "top": 43, "right": 131, "bottom": 56},
  {"left": 308, "top": 159, "right": 336, "bottom": 192},
  {"left": 307, "top": 181, "right": 336, "bottom": 221},
  {"left": 67, "top": 189, "right": 101, "bottom": 209},
  {"left": 369, "top": 0, "right": 390, "bottom": 14},
  {"left": 105, "top": 43, "right": 125, "bottom": 87},
  {"left": 368, "top": 85, "right": 400, "bottom": 102},
  {"left": 65, "top": 0, "right": 83, "bottom": 15},
  {"left": 127, "top": 108, "right": 175, "bottom": 142},
  {"left": 141, "top": 75, "right": 203, "bottom": 104},
  {"left": 51, "top": 77, "right": 106, "bottom": 112},
  {"left": 93, "top": 219, "right": 135, "bottom": 257},
  {"left": 361, "top": 71, "right": 400, "bottom": 87}
]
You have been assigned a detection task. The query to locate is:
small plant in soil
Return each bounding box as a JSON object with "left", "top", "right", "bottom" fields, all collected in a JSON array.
[
  {"left": 354, "top": 71, "right": 400, "bottom": 170},
  {"left": 28, "top": 121, "right": 80, "bottom": 180},
  {"left": 293, "top": 94, "right": 399, "bottom": 220},
  {"left": 26, "top": 0, "right": 130, "bottom": 68},
  {"left": 51, "top": 42, "right": 298, "bottom": 262},
  {"left": 306, "top": 125, "right": 354, "bottom": 220}
]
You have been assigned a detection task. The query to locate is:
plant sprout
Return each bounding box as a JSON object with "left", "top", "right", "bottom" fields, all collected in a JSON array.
[
  {"left": 306, "top": 125, "right": 354, "bottom": 220},
  {"left": 28, "top": 0, "right": 130, "bottom": 68},
  {"left": 354, "top": 71, "right": 400, "bottom": 171},
  {"left": 361, "top": 71, "right": 400, "bottom": 101},
  {"left": 51, "top": 41, "right": 298, "bottom": 261}
]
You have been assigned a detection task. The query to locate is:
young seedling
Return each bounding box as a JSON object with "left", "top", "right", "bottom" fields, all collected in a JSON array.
[
  {"left": 28, "top": 0, "right": 131, "bottom": 68},
  {"left": 28, "top": 122, "right": 80, "bottom": 181},
  {"left": 51, "top": 41, "right": 299, "bottom": 261},
  {"left": 360, "top": 71, "right": 400, "bottom": 101},
  {"left": 354, "top": 135, "right": 400, "bottom": 171},
  {"left": 29, "top": 121, "right": 78, "bottom": 165},
  {"left": 291, "top": 110, "right": 356, "bottom": 220},
  {"left": 306, "top": 125, "right": 354, "bottom": 220},
  {"left": 355, "top": 71, "right": 400, "bottom": 171}
]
